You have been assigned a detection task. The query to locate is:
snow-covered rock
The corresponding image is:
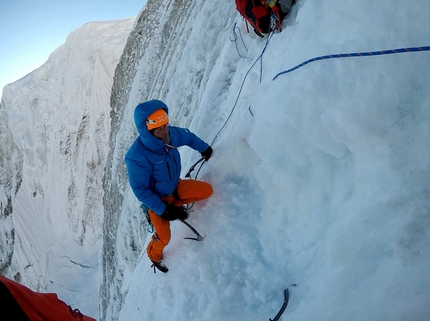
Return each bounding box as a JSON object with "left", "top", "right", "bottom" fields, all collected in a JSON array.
[{"left": 0, "top": 18, "right": 134, "bottom": 319}]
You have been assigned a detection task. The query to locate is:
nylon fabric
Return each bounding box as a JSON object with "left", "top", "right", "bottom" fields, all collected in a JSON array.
[{"left": 0, "top": 276, "right": 96, "bottom": 321}]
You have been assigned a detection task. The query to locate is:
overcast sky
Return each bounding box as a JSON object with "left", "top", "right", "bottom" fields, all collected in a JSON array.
[{"left": 0, "top": 0, "right": 145, "bottom": 93}]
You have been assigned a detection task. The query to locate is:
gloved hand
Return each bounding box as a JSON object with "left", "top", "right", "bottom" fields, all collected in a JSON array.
[
  {"left": 200, "top": 146, "right": 213, "bottom": 161},
  {"left": 160, "top": 203, "right": 188, "bottom": 221}
]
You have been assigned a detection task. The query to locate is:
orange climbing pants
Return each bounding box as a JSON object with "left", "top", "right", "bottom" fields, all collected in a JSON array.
[{"left": 146, "top": 179, "right": 213, "bottom": 262}]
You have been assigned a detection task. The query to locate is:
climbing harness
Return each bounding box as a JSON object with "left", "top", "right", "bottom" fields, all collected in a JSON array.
[
  {"left": 141, "top": 204, "right": 154, "bottom": 233},
  {"left": 272, "top": 45, "right": 430, "bottom": 80}
]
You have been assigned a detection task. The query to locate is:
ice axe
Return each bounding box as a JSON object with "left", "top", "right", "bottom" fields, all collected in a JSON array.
[
  {"left": 178, "top": 218, "right": 205, "bottom": 241},
  {"left": 185, "top": 156, "right": 205, "bottom": 178}
]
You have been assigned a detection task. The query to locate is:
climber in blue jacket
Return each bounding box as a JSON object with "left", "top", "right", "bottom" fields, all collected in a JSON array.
[{"left": 125, "top": 100, "right": 213, "bottom": 273}]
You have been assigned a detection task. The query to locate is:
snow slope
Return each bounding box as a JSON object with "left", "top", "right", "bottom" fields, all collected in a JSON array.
[
  {"left": 1, "top": 18, "right": 134, "bottom": 319},
  {"left": 0, "top": 0, "right": 429, "bottom": 320},
  {"left": 105, "top": 0, "right": 430, "bottom": 320}
]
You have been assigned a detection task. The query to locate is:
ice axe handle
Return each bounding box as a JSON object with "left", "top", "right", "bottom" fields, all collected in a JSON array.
[{"left": 179, "top": 219, "right": 205, "bottom": 242}]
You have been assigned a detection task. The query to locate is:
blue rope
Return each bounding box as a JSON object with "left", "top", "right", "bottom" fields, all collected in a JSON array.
[
  {"left": 272, "top": 46, "right": 430, "bottom": 80},
  {"left": 230, "top": 22, "right": 248, "bottom": 58},
  {"left": 211, "top": 31, "right": 274, "bottom": 147}
]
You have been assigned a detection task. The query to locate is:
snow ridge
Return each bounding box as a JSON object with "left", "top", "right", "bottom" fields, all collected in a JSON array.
[{"left": 0, "top": 18, "right": 134, "bottom": 319}]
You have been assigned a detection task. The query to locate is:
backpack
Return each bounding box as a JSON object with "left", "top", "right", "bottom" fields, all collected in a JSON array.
[
  {"left": 235, "top": 0, "right": 295, "bottom": 37},
  {"left": 235, "top": 0, "right": 281, "bottom": 37}
]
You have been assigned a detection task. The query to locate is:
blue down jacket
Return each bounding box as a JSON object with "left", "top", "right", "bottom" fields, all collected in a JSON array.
[{"left": 125, "top": 100, "right": 209, "bottom": 215}]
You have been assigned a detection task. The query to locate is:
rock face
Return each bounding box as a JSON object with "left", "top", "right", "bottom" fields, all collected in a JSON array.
[
  {"left": 0, "top": 100, "right": 22, "bottom": 277},
  {"left": 100, "top": 0, "right": 239, "bottom": 319}
]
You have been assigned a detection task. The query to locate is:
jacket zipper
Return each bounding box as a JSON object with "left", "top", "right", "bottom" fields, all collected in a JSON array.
[
  {"left": 164, "top": 144, "right": 177, "bottom": 180},
  {"left": 166, "top": 162, "right": 172, "bottom": 180}
]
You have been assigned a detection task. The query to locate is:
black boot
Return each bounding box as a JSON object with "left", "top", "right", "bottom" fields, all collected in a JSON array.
[{"left": 151, "top": 260, "right": 169, "bottom": 273}]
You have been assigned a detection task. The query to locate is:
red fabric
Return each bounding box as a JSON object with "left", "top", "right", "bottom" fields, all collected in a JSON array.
[
  {"left": 235, "top": 0, "right": 283, "bottom": 34},
  {"left": 0, "top": 275, "right": 96, "bottom": 321},
  {"left": 251, "top": 5, "right": 269, "bottom": 19}
]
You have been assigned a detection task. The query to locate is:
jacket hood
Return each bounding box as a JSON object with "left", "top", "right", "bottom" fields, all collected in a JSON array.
[{"left": 134, "top": 100, "right": 169, "bottom": 151}]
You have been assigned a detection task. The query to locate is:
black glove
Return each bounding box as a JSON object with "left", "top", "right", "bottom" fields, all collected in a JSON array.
[
  {"left": 160, "top": 203, "right": 188, "bottom": 221},
  {"left": 200, "top": 146, "right": 213, "bottom": 161}
]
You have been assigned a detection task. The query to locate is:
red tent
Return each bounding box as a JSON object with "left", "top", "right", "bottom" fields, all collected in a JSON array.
[{"left": 0, "top": 275, "right": 96, "bottom": 321}]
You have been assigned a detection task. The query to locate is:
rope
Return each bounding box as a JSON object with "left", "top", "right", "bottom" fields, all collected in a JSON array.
[
  {"left": 230, "top": 22, "right": 248, "bottom": 58},
  {"left": 272, "top": 45, "right": 430, "bottom": 80},
  {"left": 211, "top": 32, "right": 273, "bottom": 147},
  {"left": 186, "top": 32, "right": 275, "bottom": 180},
  {"left": 187, "top": 12, "right": 281, "bottom": 178},
  {"left": 191, "top": 44, "right": 430, "bottom": 175}
]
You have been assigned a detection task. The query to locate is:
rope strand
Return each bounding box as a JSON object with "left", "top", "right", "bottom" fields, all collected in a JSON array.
[
  {"left": 272, "top": 45, "right": 430, "bottom": 80},
  {"left": 186, "top": 32, "right": 275, "bottom": 180},
  {"left": 211, "top": 32, "right": 273, "bottom": 147},
  {"left": 230, "top": 22, "right": 248, "bottom": 58}
]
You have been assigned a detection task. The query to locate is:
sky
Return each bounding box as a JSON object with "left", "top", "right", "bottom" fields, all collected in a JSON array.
[
  {"left": 0, "top": 0, "right": 145, "bottom": 94},
  {"left": 1, "top": 0, "right": 430, "bottom": 320}
]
